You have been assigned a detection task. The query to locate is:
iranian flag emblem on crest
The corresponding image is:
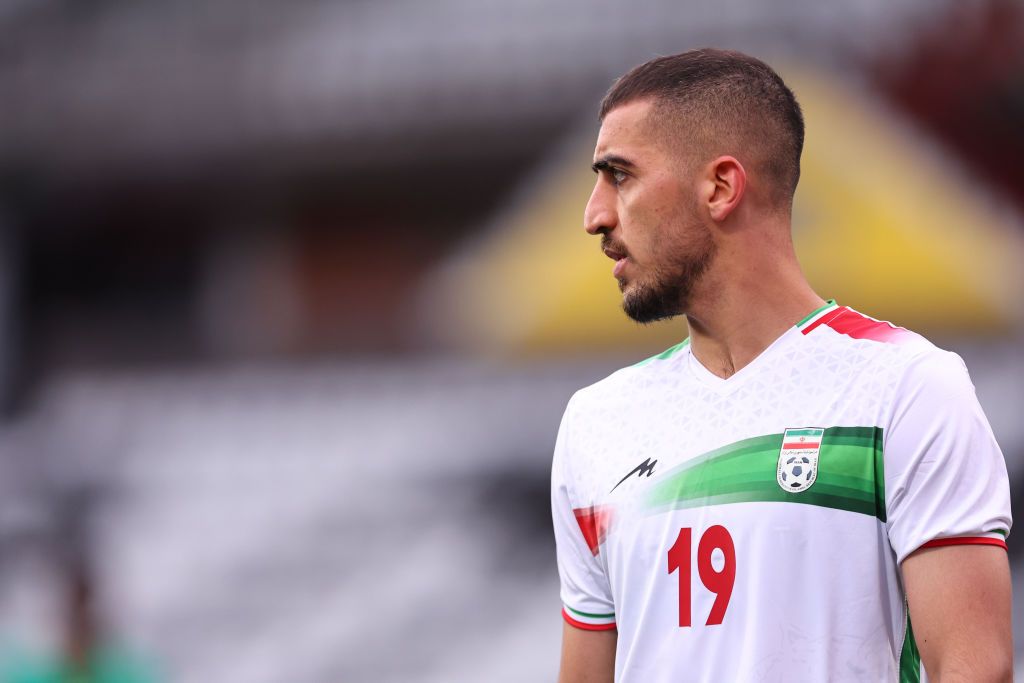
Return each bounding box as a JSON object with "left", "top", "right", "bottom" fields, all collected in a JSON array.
[{"left": 776, "top": 428, "right": 825, "bottom": 493}]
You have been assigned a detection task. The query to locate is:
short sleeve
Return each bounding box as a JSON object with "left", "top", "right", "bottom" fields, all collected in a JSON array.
[
  {"left": 884, "top": 350, "right": 1012, "bottom": 563},
  {"left": 551, "top": 397, "right": 617, "bottom": 631}
]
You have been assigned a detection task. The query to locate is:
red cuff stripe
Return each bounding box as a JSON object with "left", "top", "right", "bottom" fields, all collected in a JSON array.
[
  {"left": 920, "top": 537, "right": 1007, "bottom": 551},
  {"left": 562, "top": 608, "right": 616, "bottom": 631}
]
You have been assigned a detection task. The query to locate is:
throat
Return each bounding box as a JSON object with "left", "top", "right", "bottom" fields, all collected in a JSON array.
[
  {"left": 687, "top": 323, "right": 798, "bottom": 381},
  {"left": 713, "top": 360, "right": 738, "bottom": 380}
]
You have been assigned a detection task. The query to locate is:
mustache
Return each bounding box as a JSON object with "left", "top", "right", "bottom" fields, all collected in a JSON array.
[{"left": 601, "top": 236, "right": 629, "bottom": 259}]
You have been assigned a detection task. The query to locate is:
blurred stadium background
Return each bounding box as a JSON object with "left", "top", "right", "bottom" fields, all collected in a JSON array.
[{"left": 0, "top": 0, "right": 1022, "bottom": 681}]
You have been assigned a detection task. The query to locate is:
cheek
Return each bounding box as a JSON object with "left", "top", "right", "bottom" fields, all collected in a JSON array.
[{"left": 623, "top": 207, "right": 669, "bottom": 262}]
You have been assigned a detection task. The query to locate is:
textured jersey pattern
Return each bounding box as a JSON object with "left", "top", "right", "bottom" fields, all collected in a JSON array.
[{"left": 551, "top": 303, "right": 1011, "bottom": 683}]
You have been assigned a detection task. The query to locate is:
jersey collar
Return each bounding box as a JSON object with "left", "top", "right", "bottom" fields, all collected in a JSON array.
[{"left": 684, "top": 300, "right": 837, "bottom": 394}]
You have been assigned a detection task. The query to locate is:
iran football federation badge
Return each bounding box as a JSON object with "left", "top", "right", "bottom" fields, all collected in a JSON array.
[{"left": 777, "top": 428, "right": 825, "bottom": 493}]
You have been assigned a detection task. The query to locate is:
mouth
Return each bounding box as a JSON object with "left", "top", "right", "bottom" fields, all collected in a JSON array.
[
  {"left": 602, "top": 242, "right": 629, "bottom": 279},
  {"left": 602, "top": 243, "right": 627, "bottom": 262}
]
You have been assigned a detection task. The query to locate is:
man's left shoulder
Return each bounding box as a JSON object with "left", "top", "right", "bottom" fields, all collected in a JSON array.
[
  {"left": 803, "top": 304, "right": 939, "bottom": 359},
  {"left": 821, "top": 307, "right": 989, "bottom": 409}
]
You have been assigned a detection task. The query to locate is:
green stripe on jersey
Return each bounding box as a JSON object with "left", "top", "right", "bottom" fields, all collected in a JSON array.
[
  {"left": 795, "top": 299, "right": 838, "bottom": 328},
  {"left": 633, "top": 339, "right": 690, "bottom": 368},
  {"left": 644, "top": 427, "right": 886, "bottom": 521},
  {"left": 565, "top": 605, "right": 615, "bottom": 619},
  {"left": 899, "top": 614, "right": 921, "bottom": 682},
  {"left": 786, "top": 428, "right": 825, "bottom": 437}
]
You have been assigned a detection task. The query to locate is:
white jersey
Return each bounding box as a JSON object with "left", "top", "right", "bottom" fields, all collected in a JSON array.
[{"left": 551, "top": 301, "right": 1011, "bottom": 683}]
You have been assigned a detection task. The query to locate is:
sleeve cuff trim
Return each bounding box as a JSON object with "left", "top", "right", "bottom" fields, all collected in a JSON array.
[
  {"left": 920, "top": 536, "right": 1007, "bottom": 551},
  {"left": 562, "top": 608, "right": 617, "bottom": 631},
  {"left": 564, "top": 604, "right": 615, "bottom": 619}
]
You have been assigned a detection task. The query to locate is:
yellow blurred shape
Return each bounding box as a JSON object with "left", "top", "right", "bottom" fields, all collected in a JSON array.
[
  {"left": 793, "top": 70, "right": 1024, "bottom": 335},
  {"left": 424, "top": 68, "right": 1024, "bottom": 356},
  {"left": 422, "top": 141, "right": 676, "bottom": 356}
]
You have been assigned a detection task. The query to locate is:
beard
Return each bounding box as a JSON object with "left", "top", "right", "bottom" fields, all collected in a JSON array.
[{"left": 619, "top": 229, "right": 716, "bottom": 324}]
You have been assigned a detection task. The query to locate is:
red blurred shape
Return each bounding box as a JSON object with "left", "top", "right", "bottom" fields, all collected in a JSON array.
[{"left": 573, "top": 505, "right": 614, "bottom": 556}]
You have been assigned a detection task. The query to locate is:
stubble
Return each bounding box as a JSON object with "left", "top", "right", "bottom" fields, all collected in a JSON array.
[{"left": 621, "top": 223, "right": 716, "bottom": 324}]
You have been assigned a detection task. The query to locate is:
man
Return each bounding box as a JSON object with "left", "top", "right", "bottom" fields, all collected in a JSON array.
[{"left": 551, "top": 48, "right": 1012, "bottom": 682}]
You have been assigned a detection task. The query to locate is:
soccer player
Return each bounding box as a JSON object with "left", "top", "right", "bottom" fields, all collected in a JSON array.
[{"left": 551, "top": 49, "right": 1012, "bottom": 682}]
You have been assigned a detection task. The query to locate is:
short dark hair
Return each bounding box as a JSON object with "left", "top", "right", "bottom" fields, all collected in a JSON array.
[{"left": 600, "top": 48, "right": 805, "bottom": 206}]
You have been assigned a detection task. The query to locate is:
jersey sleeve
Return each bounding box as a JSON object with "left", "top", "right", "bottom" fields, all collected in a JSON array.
[
  {"left": 884, "top": 349, "right": 1012, "bottom": 563},
  {"left": 551, "top": 396, "right": 617, "bottom": 631}
]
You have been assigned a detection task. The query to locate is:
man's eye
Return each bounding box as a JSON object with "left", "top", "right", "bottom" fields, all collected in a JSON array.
[{"left": 611, "top": 169, "right": 628, "bottom": 185}]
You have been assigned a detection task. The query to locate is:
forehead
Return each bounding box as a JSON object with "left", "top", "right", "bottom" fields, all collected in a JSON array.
[{"left": 594, "top": 99, "right": 663, "bottom": 163}]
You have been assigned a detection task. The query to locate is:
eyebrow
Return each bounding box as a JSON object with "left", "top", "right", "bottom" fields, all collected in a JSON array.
[{"left": 591, "top": 155, "right": 637, "bottom": 174}]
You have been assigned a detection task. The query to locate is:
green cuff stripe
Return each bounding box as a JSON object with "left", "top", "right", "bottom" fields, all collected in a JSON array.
[{"left": 564, "top": 605, "right": 615, "bottom": 619}]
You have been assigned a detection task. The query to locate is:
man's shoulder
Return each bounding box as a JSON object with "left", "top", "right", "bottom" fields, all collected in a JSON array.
[
  {"left": 630, "top": 337, "right": 692, "bottom": 369},
  {"left": 566, "top": 339, "right": 690, "bottom": 411},
  {"left": 800, "top": 304, "right": 978, "bottom": 395},
  {"left": 802, "top": 304, "right": 939, "bottom": 359}
]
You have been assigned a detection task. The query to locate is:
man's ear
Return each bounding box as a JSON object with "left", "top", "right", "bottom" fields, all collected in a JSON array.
[{"left": 702, "top": 156, "right": 746, "bottom": 222}]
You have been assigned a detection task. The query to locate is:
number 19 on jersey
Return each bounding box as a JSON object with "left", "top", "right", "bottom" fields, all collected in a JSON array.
[{"left": 667, "top": 525, "right": 736, "bottom": 627}]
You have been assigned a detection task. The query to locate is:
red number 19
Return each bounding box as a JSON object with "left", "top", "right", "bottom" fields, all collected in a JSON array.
[{"left": 667, "top": 525, "right": 736, "bottom": 627}]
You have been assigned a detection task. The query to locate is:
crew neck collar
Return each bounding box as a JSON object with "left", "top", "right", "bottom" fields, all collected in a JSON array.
[
  {"left": 795, "top": 299, "right": 839, "bottom": 331},
  {"left": 684, "top": 299, "right": 836, "bottom": 394}
]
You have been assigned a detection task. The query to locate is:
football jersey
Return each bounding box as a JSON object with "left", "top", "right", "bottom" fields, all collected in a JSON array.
[{"left": 551, "top": 301, "right": 1011, "bottom": 683}]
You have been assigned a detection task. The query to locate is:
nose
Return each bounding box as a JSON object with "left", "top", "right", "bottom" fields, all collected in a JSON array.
[{"left": 584, "top": 179, "right": 616, "bottom": 236}]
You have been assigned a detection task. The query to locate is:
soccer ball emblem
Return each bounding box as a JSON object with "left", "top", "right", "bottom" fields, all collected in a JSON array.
[{"left": 779, "top": 455, "right": 814, "bottom": 489}]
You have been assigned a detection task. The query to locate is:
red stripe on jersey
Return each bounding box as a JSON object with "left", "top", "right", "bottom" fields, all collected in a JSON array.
[
  {"left": 800, "top": 306, "right": 847, "bottom": 335},
  {"left": 920, "top": 537, "right": 1008, "bottom": 551},
  {"left": 562, "top": 608, "right": 617, "bottom": 631},
  {"left": 573, "top": 506, "right": 614, "bottom": 556},
  {"left": 782, "top": 442, "right": 820, "bottom": 450},
  {"left": 802, "top": 306, "right": 912, "bottom": 343}
]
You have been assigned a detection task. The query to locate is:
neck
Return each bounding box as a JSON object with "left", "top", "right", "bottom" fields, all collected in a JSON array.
[{"left": 684, "top": 229, "right": 825, "bottom": 379}]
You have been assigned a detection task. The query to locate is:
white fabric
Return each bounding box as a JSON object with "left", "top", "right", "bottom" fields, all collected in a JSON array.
[{"left": 551, "top": 309, "right": 1011, "bottom": 683}]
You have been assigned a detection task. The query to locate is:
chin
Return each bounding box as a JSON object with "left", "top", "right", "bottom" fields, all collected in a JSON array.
[{"left": 621, "top": 281, "right": 683, "bottom": 324}]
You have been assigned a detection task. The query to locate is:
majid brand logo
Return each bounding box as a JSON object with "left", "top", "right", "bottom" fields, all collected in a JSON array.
[
  {"left": 776, "top": 428, "right": 824, "bottom": 493},
  {"left": 610, "top": 457, "right": 658, "bottom": 493}
]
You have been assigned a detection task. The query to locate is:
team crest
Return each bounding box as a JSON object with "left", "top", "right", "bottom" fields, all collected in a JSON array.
[{"left": 777, "top": 428, "right": 824, "bottom": 493}]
